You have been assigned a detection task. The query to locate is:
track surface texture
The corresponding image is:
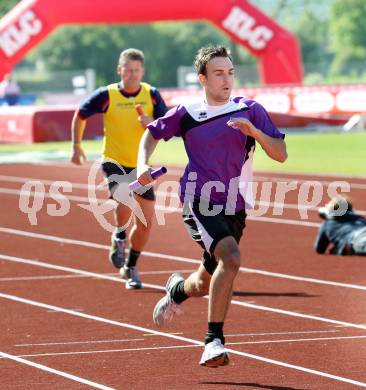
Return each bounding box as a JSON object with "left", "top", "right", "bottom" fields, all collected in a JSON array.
[{"left": 1, "top": 162, "right": 366, "bottom": 389}]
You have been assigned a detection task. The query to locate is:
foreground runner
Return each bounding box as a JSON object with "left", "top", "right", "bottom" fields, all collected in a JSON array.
[{"left": 136, "top": 45, "right": 287, "bottom": 366}]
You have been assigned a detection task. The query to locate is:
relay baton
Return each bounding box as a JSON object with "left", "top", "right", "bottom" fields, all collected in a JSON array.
[
  {"left": 129, "top": 167, "right": 167, "bottom": 191},
  {"left": 135, "top": 103, "right": 144, "bottom": 116}
]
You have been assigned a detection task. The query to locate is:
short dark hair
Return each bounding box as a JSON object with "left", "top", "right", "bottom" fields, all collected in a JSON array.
[
  {"left": 194, "top": 45, "right": 233, "bottom": 75},
  {"left": 119, "top": 48, "right": 144, "bottom": 66}
]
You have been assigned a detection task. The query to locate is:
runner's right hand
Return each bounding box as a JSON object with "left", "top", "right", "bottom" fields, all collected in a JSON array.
[{"left": 71, "top": 144, "right": 87, "bottom": 165}]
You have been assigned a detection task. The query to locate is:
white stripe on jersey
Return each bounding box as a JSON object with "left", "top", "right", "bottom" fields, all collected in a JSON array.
[
  {"left": 188, "top": 201, "right": 214, "bottom": 252},
  {"left": 239, "top": 145, "right": 255, "bottom": 209},
  {"left": 184, "top": 98, "right": 248, "bottom": 122}
]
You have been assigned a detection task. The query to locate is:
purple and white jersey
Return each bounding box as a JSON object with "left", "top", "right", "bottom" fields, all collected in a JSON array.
[{"left": 148, "top": 96, "right": 284, "bottom": 212}]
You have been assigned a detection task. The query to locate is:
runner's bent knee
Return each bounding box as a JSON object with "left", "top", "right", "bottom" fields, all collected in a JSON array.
[{"left": 215, "top": 237, "right": 241, "bottom": 272}]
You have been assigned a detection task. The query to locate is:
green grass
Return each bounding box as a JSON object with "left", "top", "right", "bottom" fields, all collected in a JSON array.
[
  {"left": 0, "top": 132, "right": 365, "bottom": 176},
  {"left": 254, "top": 132, "right": 366, "bottom": 176}
]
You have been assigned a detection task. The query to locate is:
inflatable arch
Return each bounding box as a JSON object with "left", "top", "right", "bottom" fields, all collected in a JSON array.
[{"left": 0, "top": 0, "right": 303, "bottom": 84}]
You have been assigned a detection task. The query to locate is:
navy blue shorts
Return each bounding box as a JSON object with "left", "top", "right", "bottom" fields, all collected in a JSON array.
[
  {"left": 101, "top": 162, "right": 155, "bottom": 201},
  {"left": 182, "top": 199, "right": 246, "bottom": 275}
]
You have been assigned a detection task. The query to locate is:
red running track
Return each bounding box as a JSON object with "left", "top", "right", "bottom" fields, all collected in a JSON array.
[{"left": 1, "top": 162, "right": 366, "bottom": 389}]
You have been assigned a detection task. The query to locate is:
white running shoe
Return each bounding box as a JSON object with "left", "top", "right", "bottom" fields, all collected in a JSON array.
[
  {"left": 199, "top": 338, "right": 229, "bottom": 368},
  {"left": 120, "top": 266, "right": 142, "bottom": 289},
  {"left": 152, "top": 273, "right": 184, "bottom": 327}
]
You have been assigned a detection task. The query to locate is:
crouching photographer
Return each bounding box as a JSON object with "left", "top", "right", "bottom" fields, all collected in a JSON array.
[{"left": 315, "top": 196, "right": 366, "bottom": 256}]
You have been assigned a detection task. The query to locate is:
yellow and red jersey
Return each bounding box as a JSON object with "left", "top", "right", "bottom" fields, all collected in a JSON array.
[
  {"left": 102, "top": 82, "right": 153, "bottom": 167},
  {"left": 78, "top": 82, "right": 167, "bottom": 167}
]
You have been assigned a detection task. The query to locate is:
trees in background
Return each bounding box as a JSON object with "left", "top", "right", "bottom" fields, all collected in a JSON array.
[
  {"left": 25, "top": 22, "right": 251, "bottom": 88},
  {"left": 329, "top": 0, "right": 366, "bottom": 80},
  {"left": 0, "top": 0, "right": 18, "bottom": 16},
  {"left": 258, "top": 0, "right": 366, "bottom": 83},
  {"left": 290, "top": 8, "right": 332, "bottom": 84}
]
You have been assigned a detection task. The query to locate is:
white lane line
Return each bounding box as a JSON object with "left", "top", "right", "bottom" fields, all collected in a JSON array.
[
  {"left": 1, "top": 182, "right": 364, "bottom": 218},
  {"left": 247, "top": 215, "right": 319, "bottom": 227},
  {"left": 16, "top": 331, "right": 340, "bottom": 345},
  {"left": 0, "top": 269, "right": 195, "bottom": 282},
  {"left": 1, "top": 227, "right": 366, "bottom": 292},
  {"left": 0, "top": 178, "right": 343, "bottom": 213},
  {"left": 24, "top": 162, "right": 366, "bottom": 181},
  {"left": 227, "top": 335, "right": 366, "bottom": 346},
  {"left": 12, "top": 334, "right": 366, "bottom": 358},
  {"left": 0, "top": 187, "right": 91, "bottom": 203},
  {"left": 226, "top": 330, "right": 340, "bottom": 337},
  {"left": 1, "top": 171, "right": 366, "bottom": 189},
  {"left": 142, "top": 332, "right": 183, "bottom": 337},
  {"left": 230, "top": 298, "right": 366, "bottom": 330},
  {"left": 1, "top": 175, "right": 364, "bottom": 216},
  {"left": 0, "top": 175, "right": 102, "bottom": 191},
  {"left": 1, "top": 226, "right": 132, "bottom": 250},
  {"left": 0, "top": 351, "right": 115, "bottom": 390},
  {"left": 0, "top": 186, "right": 320, "bottom": 225},
  {"left": 16, "top": 338, "right": 144, "bottom": 347},
  {"left": 1, "top": 253, "right": 366, "bottom": 331},
  {"left": 0, "top": 187, "right": 324, "bottom": 226},
  {"left": 2, "top": 292, "right": 366, "bottom": 388},
  {"left": 236, "top": 268, "right": 366, "bottom": 291},
  {"left": 0, "top": 274, "right": 93, "bottom": 282},
  {"left": 11, "top": 345, "right": 199, "bottom": 358},
  {"left": 140, "top": 252, "right": 366, "bottom": 292}
]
